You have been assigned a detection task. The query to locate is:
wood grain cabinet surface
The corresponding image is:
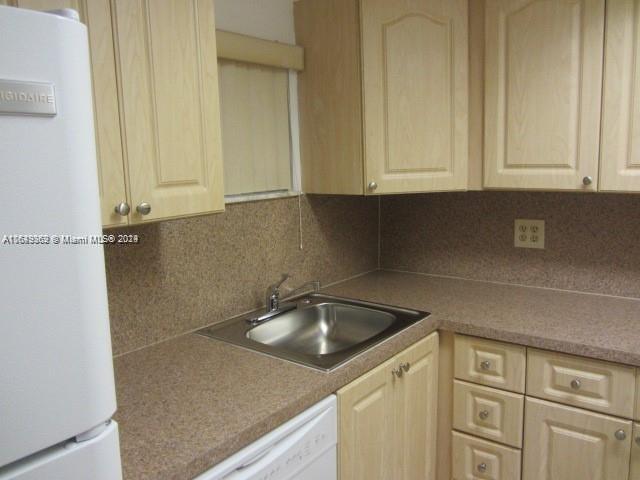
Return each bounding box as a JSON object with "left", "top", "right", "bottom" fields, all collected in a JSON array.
[
  {"left": 600, "top": 0, "right": 640, "bottom": 192},
  {"left": 294, "top": 0, "right": 468, "bottom": 195},
  {"left": 338, "top": 332, "right": 438, "bottom": 480},
  {"left": 454, "top": 334, "right": 526, "bottom": 394},
  {"left": 630, "top": 423, "right": 640, "bottom": 479},
  {"left": 523, "top": 397, "right": 632, "bottom": 480},
  {"left": 483, "top": 0, "right": 605, "bottom": 191},
  {"left": 452, "top": 430, "right": 522, "bottom": 480},
  {"left": 453, "top": 379, "right": 524, "bottom": 448},
  {"left": 112, "top": 0, "right": 225, "bottom": 223},
  {"left": 527, "top": 348, "right": 636, "bottom": 418}
]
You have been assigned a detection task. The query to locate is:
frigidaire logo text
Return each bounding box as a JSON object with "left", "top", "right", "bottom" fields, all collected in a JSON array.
[{"left": 0, "top": 89, "right": 54, "bottom": 104}]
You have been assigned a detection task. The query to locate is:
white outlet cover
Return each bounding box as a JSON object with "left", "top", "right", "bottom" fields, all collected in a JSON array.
[{"left": 514, "top": 219, "right": 545, "bottom": 249}]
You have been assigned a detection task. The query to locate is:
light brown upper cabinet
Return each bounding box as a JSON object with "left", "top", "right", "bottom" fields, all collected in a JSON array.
[
  {"left": 600, "top": 0, "right": 640, "bottom": 192},
  {"left": 2, "top": 0, "right": 129, "bottom": 227},
  {"left": 483, "top": 0, "right": 605, "bottom": 191},
  {"left": 294, "top": 0, "right": 469, "bottom": 195},
  {"left": 112, "top": 0, "right": 225, "bottom": 223}
]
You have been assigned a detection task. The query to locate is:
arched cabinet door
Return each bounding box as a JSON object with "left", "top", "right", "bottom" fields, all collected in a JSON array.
[{"left": 360, "top": 0, "right": 469, "bottom": 194}]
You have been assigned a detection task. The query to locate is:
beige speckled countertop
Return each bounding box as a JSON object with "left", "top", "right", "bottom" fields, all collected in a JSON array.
[{"left": 114, "top": 270, "right": 640, "bottom": 480}]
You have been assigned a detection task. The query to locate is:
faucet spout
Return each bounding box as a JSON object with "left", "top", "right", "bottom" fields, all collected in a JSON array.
[{"left": 265, "top": 273, "right": 290, "bottom": 313}]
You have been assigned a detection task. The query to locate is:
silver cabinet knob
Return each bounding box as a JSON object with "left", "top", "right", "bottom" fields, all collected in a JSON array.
[
  {"left": 615, "top": 429, "right": 627, "bottom": 441},
  {"left": 570, "top": 379, "right": 581, "bottom": 390},
  {"left": 480, "top": 360, "right": 491, "bottom": 371},
  {"left": 136, "top": 202, "right": 151, "bottom": 215},
  {"left": 583, "top": 176, "right": 593, "bottom": 186},
  {"left": 400, "top": 362, "right": 411, "bottom": 373},
  {"left": 479, "top": 410, "right": 490, "bottom": 420},
  {"left": 635, "top": 436, "right": 640, "bottom": 446},
  {"left": 368, "top": 181, "right": 378, "bottom": 191},
  {"left": 477, "top": 463, "right": 487, "bottom": 473},
  {"left": 392, "top": 367, "right": 403, "bottom": 378},
  {"left": 114, "top": 202, "right": 130, "bottom": 216}
]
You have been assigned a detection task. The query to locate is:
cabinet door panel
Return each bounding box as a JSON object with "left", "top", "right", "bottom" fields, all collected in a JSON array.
[
  {"left": 337, "top": 358, "right": 395, "bottom": 480},
  {"left": 6, "top": 0, "right": 128, "bottom": 226},
  {"left": 360, "top": 0, "right": 468, "bottom": 193},
  {"left": 523, "top": 397, "right": 631, "bottom": 480},
  {"left": 630, "top": 423, "right": 640, "bottom": 479},
  {"left": 112, "top": 0, "right": 224, "bottom": 222},
  {"left": 484, "top": 0, "right": 604, "bottom": 190},
  {"left": 395, "top": 332, "right": 438, "bottom": 480},
  {"left": 600, "top": 0, "right": 640, "bottom": 192}
]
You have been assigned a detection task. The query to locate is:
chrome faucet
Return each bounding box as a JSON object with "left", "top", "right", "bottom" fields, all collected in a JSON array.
[
  {"left": 249, "top": 275, "right": 321, "bottom": 326},
  {"left": 265, "top": 274, "right": 321, "bottom": 313},
  {"left": 265, "top": 273, "right": 290, "bottom": 313}
]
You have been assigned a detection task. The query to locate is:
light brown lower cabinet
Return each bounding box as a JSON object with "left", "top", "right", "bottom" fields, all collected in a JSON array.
[
  {"left": 338, "top": 332, "right": 438, "bottom": 480},
  {"left": 523, "top": 397, "right": 632, "bottom": 480},
  {"left": 630, "top": 423, "right": 640, "bottom": 479}
]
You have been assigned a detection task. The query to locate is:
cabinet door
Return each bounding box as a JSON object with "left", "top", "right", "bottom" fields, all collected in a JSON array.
[
  {"left": 630, "top": 423, "right": 640, "bottom": 479},
  {"left": 4, "top": 0, "right": 128, "bottom": 226},
  {"left": 394, "top": 332, "right": 438, "bottom": 480},
  {"left": 360, "top": 0, "right": 468, "bottom": 194},
  {"left": 337, "top": 357, "right": 395, "bottom": 480},
  {"left": 523, "top": 397, "right": 632, "bottom": 480},
  {"left": 112, "top": 0, "right": 224, "bottom": 223},
  {"left": 600, "top": 0, "right": 640, "bottom": 192},
  {"left": 484, "top": 0, "right": 605, "bottom": 190}
]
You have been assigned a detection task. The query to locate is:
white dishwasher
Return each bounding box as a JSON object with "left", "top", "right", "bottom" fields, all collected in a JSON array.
[{"left": 195, "top": 395, "right": 337, "bottom": 480}]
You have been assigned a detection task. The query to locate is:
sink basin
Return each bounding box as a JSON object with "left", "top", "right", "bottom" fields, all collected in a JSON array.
[
  {"left": 247, "top": 303, "right": 396, "bottom": 355},
  {"left": 197, "top": 294, "right": 429, "bottom": 371}
]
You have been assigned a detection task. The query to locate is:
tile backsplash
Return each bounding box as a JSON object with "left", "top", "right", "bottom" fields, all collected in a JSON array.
[
  {"left": 105, "top": 195, "right": 378, "bottom": 356},
  {"left": 381, "top": 192, "right": 640, "bottom": 299}
]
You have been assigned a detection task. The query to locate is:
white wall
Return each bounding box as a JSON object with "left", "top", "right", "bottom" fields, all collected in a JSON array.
[{"left": 214, "top": 0, "right": 296, "bottom": 43}]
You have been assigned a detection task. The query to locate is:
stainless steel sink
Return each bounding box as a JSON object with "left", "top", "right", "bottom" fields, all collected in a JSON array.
[{"left": 197, "top": 294, "right": 429, "bottom": 371}]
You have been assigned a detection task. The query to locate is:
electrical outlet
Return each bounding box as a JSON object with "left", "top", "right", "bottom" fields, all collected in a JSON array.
[{"left": 514, "top": 219, "right": 545, "bottom": 249}]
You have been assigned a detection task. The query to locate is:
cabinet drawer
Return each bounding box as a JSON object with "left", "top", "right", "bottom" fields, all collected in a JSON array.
[
  {"left": 453, "top": 380, "right": 524, "bottom": 448},
  {"left": 454, "top": 335, "right": 526, "bottom": 393},
  {"left": 452, "top": 431, "right": 521, "bottom": 480},
  {"left": 527, "top": 349, "right": 636, "bottom": 418}
]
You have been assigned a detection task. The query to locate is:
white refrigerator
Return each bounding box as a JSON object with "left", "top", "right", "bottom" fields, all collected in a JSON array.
[{"left": 0, "top": 6, "right": 122, "bottom": 479}]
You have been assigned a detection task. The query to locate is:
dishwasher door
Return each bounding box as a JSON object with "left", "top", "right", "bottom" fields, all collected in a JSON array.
[{"left": 196, "top": 395, "right": 337, "bottom": 480}]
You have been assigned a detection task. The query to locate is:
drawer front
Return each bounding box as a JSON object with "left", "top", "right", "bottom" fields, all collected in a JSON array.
[
  {"left": 454, "top": 335, "right": 526, "bottom": 393},
  {"left": 452, "top": 431, "right": 521, "bottom": 480},
  {"left": 453, "top": 380, "right": 524, "bottom": 448},
  {"left": 527, "top": 349, "right": 636, "bottom": 418}
]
